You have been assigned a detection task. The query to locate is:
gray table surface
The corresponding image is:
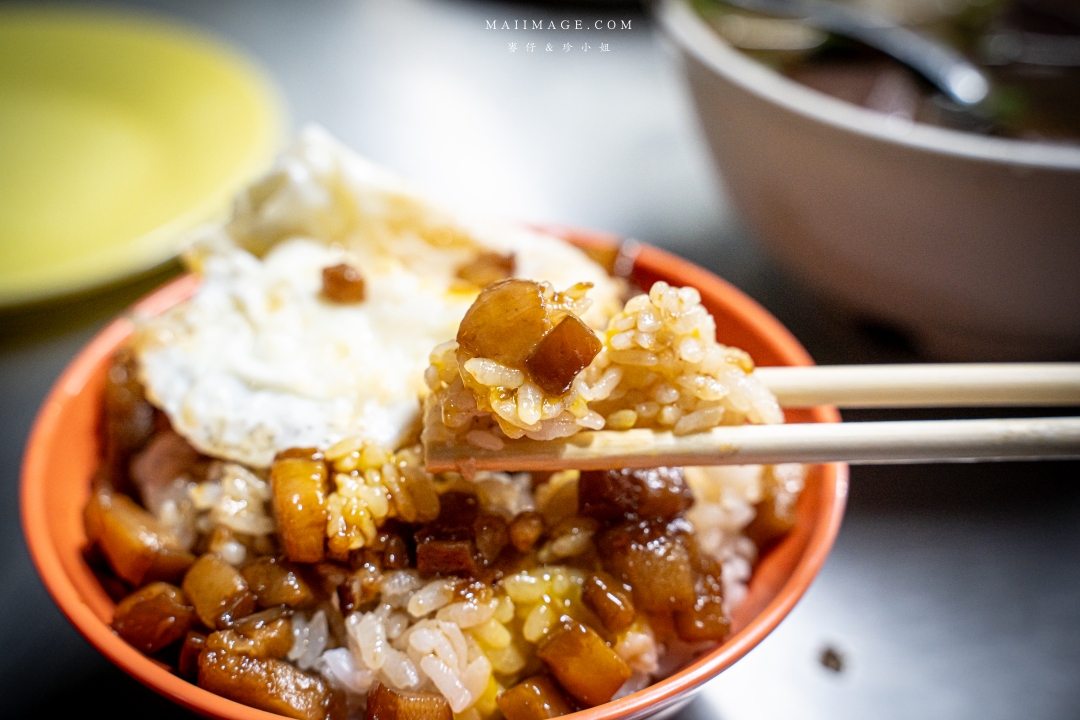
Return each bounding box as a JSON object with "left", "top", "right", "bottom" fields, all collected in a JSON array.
[{"left": 2, "top": 1, "right": 1078, "bottom": 718}]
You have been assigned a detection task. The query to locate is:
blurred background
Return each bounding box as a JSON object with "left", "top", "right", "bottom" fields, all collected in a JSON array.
[{"left": 1, "top": 1, "right": 1078, "bottom": 718}]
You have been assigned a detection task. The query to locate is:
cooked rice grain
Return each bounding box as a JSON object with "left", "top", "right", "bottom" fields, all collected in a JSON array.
[{"left": 424, "top": 281, "right": 782, "bottom": 450}]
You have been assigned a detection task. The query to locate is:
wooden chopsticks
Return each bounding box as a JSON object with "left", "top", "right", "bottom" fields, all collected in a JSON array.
[
  {"left": 425, "top": 417, "right": 1080, "bottom": 472},
  {"left": 756, "top": 363, "right": 1080, "bottom": 408},
  {"left": 423, "top": 364, "right": 1080, "bottom": 473}
]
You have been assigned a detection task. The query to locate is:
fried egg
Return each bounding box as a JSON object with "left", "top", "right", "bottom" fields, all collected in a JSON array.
[{"left": 135, "top": 127, "right": 623, "bottom": 468}]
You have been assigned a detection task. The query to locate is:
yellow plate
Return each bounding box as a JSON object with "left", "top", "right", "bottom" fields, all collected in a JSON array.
[{"left": 0, "top": 8, "right": 282, "bottom": 306}]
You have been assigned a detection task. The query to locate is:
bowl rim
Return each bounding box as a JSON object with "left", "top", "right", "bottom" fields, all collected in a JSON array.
[
  {"left": 21, "top": 232, "right": 848, "bottom": 720},
  {"left": 657, "top": 0, "right": 1080, "bottom": 170}
]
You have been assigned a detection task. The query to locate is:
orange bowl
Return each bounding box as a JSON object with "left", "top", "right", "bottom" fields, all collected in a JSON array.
[{"left": 21, "top": 229, "right": 847, "bottom": 720}]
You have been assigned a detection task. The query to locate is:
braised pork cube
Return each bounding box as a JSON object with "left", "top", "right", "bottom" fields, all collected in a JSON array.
[
  {"left": 84, "top": 488, "right": 195, "bottom": 585},
  {"left": 525, "top": 315, "right": 602, "bottom": 396},
  {"left": 337, "top": 562, "right": 383, "bottom": 614},
  {"left": 322, "top": 263, "right": 366, "bottom": 304},
  {"left": 455, "top": 251, "right": 515, "bottom": 289},
  {"left": 414, "top": 492, "right": 484, "bottom": 576},
  {"left": 596, "top": 519, "right": 696, "bottom": 613},
  {"left": 414, "top": 537, "right": 476, "bottom": 576},
  {"left": 183, "top": 553, "right": 257, "bottom": 629},
  {"left": 129, "top": 429, "right": 200, "bottom": 512},
  {"left": 82, "top": 542, "right": 135, "bottom": 602},
  {"left": 578, "top": 467, "right": 692, "bottom": 522},
  {"left": 674, "top": 589, "right": 730, "bottom": 642},
  {"left": 271, "top": 450, "right": 329, "bottom": 563},
  {"left": 644, "top": 610, "right": 678, "bottom": 646},
  {"left": 102, "top": 348, "right": 155, "bottom": 486},
  {"left": 580, "top": 244, "right": 621, "bottom": 275},
  {"left": 509, "top": 512, "right": 545, "bottom": 552},
  {"left": 395, "top": 462, "right": 442, "bottom": 524},
  {"left": 382, "top": 532, "right": 410, "bottom": 569},
  {"left": 457, "top": 279, "right": 551, "bottom": 367},
  {"left": 317, "top": 598, "right": 349, "bottom": 649},
  {"left": 205, "top": 607, "right": 293, "bottom": 659},
  {"left": 582, "top": 572, "right": 636, "bottom": 634},
  {"left": 241, "top": 557, "right": 315, "bottom": 609},
  {"left": 365, "top": 682, "right": 452, "bottom": 720},
  {"left": 536, "top": 619, "right": 631, "bottom": 707},
  {"left": 177, "top": 630, "right": 206, "bottom": 682},
  {"left": 473, "top": 513, "right": 509, "bottom": 564},
  {"left": 198, "top": 648, "right": 346, "bottom": 720},
  {"left": 744, "top": 466, "right": 802, "bottom": 550},
  {"left": 308, "top": 560, "right": 351, "bottom": 599},
  {"left": 179, "top": 630, "right": 207, "bottom": 680},
  {"left": 111, "top": 582, "right": 195, "bottom": 654},
  {"left": 497, "top": 675, "right": 575, "bottom": 720},
  {"left": 744, "top": 496, "right": 795, "bottom": 551}
]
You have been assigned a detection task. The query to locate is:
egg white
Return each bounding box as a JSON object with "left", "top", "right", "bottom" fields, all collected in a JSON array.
[{"left": 135, "top": 127, "right": 623, "bottom": 468}]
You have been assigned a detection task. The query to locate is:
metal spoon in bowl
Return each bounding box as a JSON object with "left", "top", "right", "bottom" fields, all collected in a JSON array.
[{"left": 723, "top": 0, "right": 992, "bottom": 106}]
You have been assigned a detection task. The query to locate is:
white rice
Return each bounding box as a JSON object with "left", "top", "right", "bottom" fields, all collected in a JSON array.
[
  {"left": 424, "top": 281, "right": 783, "bottom": 449},
  {"left": 289, "top": 609, "right": 330, "bottom": 671},
  {"left": 113, "top": 127, "right": 807, "bottom": 719},
  {"left": 310, "top": 456, "right": 791, "bottom": 716}
]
